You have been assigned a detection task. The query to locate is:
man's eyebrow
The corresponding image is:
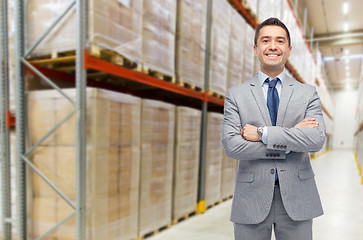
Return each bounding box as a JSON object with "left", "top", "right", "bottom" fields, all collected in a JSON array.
[{"left": 260, "top": 36, "right": 286, "bottom": 40}]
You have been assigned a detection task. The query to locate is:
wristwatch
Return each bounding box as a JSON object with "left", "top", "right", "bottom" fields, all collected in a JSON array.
[{"left": 257, "top": 127, "right": 264, "bottom": 140}]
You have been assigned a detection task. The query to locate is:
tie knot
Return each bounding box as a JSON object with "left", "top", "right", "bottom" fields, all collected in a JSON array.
[{"left": 265, "top": 78, "right": 279, "bottom": 88}]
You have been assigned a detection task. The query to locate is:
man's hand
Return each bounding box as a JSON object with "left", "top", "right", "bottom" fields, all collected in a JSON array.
[
  {"left": 294, "top": 118, "right": 319, "bottom": 128},
  {"left": 240, "top": 124, "right": 260, "bottom": 142}
]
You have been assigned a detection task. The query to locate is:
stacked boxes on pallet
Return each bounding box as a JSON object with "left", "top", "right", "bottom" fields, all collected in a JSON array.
[
  {"left": 227, "top": 8, "right": 245, "bottom": 90},
  {"left": 204, "top": 112, "right": 223, "bottom": 207},
  {"left": 173, "top": 107, "right": 201, "bottom": 221},
  {"left": 243, "top": 24, "right": 256, "bottom": 82},
  {"left": 142, "top": 0, "right": 177, "bottom": 77},
  {"left": 139, "top": 99, "right": 175, "bottom": 236},
  {"left": 26, "top": 0, "right": 143, "bottom": 63},
  {"left": 175, "top": 0, "right": 207, "bottom": 90},
  {"left": 28, "top": 88, "right": 141, "bottom": 240},
  {"left": 257, "top": 0, "right": 281, "bottom": 23},
  {"left": 209, "top": 0, "right": 231, "bottom": 96}
]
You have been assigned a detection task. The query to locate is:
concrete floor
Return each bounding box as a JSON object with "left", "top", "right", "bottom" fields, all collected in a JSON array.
[{"left": 148, "top": 150, "right": 363, "bottom": 240}]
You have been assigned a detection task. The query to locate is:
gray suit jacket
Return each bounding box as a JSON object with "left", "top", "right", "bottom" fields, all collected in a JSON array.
[{"left": 222, "top": 74, "right": 326, "bottom": 224}]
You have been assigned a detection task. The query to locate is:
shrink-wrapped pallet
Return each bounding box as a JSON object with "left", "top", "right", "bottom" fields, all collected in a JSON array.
[
  {"left": 257, "top": 0, "right": 281, "bottom": 22},
  {"left": 28, "top": 88, "right": 141, "bottom": 240},
  {"left": 25, "top": 0, "right": 143, "bottom": 63},
  {"left": 209, "top": 0, "right": 231, "bottom": 96},
  {"left": 142, "top": 0, "right": 177, "bottom": 77},
  {"left": 243, "top": 0, "right": 257, "bottom": 17},
  {"left": 173, "top": 107, "right": 201, "bottom": 221},
  {"left": 139, "top": 99, "right": 175, "bottom": 236},
  {"left": 204, "top": 112, "right": 223, "bottom": 207},
  {"left": 227, "top": 9, "right": 245, "bottom": 90},
  {"left": 221, "top": 153, "right": 237, "bottom": 200},
  {"left": 175, "top": 0, "right": 207, "bottom": 89},
  {"left": 243, "top": 24, "right": 255, "bottom": 82}
]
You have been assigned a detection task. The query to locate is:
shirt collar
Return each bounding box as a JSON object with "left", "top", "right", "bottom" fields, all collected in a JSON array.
[{"left": 258, "top": 69, "right": 286, "bottom": 86}]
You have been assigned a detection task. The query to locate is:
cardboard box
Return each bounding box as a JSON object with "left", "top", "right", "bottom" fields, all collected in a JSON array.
[
  {"left": 204, "top": 112, "right": 223, "bottom": 207},
  {"left": 173, "top": 107, "right": 201, "bottom": 220},
  {"left": 28, "top": 88, "right": 141, "bottom": 240},
  {"left": 175, "top": 0, "right": 207, "bottom": 89},
  {"left": 26, "top": 0, "right": 143, "bottom": 63},
  {"left": 139, "top": 99, "right": 175, "bottom": 236}
]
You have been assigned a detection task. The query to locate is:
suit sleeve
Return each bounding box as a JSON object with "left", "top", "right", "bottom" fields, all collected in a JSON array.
[
  {"left": 267, "top": 88, "right": 326, "bottom": 153},
  {"left": 221, "top": 89, "right": 286, "bottom": 161}
]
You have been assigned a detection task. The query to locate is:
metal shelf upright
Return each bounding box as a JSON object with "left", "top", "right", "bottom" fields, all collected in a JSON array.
[
  {"left": 1, "top": 0, "right": 12, "bottom": 239},
  {"left": 15, "top": 0, "right": 87, "bottom": 239},
  {"left": 197, "top": 0, "right": 213, "bottom": 214}
]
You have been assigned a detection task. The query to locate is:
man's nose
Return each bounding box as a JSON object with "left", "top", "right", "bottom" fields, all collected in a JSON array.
[{"left": 269, "top": 40, "right": 277, "bottom": 50}]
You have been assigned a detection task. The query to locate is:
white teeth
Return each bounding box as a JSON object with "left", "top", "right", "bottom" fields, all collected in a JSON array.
[{"left": 267, "top": 54, "right": 278, "bottom": 57}]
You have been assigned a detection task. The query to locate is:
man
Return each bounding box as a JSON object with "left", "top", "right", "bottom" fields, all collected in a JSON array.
[{"left": 221, "top": 17, "right": 326, "bottom": 240}]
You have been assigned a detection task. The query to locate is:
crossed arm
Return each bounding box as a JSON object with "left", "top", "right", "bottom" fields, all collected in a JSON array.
[
  {"left": 241, "top": 117, "right": 319, "bottom": 142},
  {"left": 222, "top": 89, "right": 326, "bottom": 161}
]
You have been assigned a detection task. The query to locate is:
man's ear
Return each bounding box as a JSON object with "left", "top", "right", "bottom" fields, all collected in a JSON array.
[{"left": 254, "top": 45, "right": 258, "bottom": 57}]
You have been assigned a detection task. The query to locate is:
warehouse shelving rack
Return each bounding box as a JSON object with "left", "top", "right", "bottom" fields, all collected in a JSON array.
[
  {"left": 3, "top": 0, "right": 336, "bottom": 239},
  {"left": 0, "top": 0, "right": 12, "bottom": 239},
  {"left": 14, "top": 0, "right": 87, "bottom": 239},
  {"left": 12, "top": 0, "right": 225, "bottom": 239}
]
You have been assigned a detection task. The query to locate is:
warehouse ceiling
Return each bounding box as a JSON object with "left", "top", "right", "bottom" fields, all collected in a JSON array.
[{"left": 300, "top": 0, "right": 363, "bottom": 90}]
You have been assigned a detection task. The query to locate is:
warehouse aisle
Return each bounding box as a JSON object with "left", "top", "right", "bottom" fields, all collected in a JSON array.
[
  {"left": 311, "top": 150, "right": 363, "bottom": 239},
  {"left": 148, "top": 150, "right": 363, "bottom": 240}
]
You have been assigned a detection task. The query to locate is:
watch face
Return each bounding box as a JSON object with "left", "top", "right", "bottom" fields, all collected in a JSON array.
[{"left": 257, "top": 127, "right": 263, "bottom": 139}]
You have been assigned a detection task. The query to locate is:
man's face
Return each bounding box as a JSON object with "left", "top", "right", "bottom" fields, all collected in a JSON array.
[{"left": 254, "top": 25, "right": 292, "bottom": 75}]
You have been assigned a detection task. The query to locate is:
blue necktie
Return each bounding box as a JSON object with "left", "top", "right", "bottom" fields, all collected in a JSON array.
[
  {"left": 266, "top": 78, "right": 280, "bottom": 181},
  {"left": 266, "top": 78, "right": 279, "bottom": 126}
]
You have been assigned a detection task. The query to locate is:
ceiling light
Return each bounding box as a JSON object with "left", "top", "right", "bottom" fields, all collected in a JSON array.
[
  {"left": 345, "top": 59, "right": 349, "bottom": 64},
  {"left": 345, "top": 65, "right": 350, "bottom": 71},
  {"left": 344, "top": 22, "right": 349, "bottom": 32},
  {"left": 344, "top": 49, "right": 349, "bottom": 55},
  {"left": 343, "top": 2, "right": 349, "bottom": 15},
  {"left": 346, "top": 72, "right": 350, "bottom": 77}
]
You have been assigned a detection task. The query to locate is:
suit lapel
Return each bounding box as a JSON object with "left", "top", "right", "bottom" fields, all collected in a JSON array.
[
  {"left": 276, "top": 76, "right": 294, "bottom": 126},
  {"left": 250, "top": 76, "right": 272, "bottom": 126}
]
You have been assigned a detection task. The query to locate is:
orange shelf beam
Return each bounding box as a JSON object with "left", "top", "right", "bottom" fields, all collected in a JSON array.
[
  {"left": 6, "top": 111, "right": 15, "bottom": 128},
  {"left": 228, "top": 0, "right": 258, "bottom": 29},
  {"left": 84, "top": 50, "right": 224, "bottom": 106}
]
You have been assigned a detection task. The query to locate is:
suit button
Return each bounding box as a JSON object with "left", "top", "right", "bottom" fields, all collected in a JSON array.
[
  {"left": 270, "top": 169, "right": 275, "bottom": 174},
  {"left": 276, "top": 145, "right": 281, "bottom": 148},
  {"left": 277, "top": 153, "right": 280, "bottom": 157},
  {"left": 266, "top": 153, "right": 270, "bottom": 157},
  {"left": 273, "top": 144, "right": 277, "bottom": 148},
  {"left": 284, "top": 145, "right": 287, "bottom": 149}
]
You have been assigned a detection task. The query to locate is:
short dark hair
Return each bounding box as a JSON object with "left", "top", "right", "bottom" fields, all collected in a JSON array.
[{"left": 254, "top": 17, "right": 291, "bottom": 47}]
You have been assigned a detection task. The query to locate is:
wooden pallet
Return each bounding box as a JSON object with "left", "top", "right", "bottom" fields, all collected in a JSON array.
[
  {"left": 206, "top": 200, "right": 222, "bottom": 210},
  {"left": 177, "top": 78, "right": 204, "bottom": 92},
  {"left": 27, "top": 45, "right": 142, "bottom": 72},
  {"left": 27, "top": 50, "right": 76, "bottom": 70},
  {"left": 172, "top": 211, "right": 197, "bottom": 225},
  {"left": 207, "top": 90, "right": 225, "bottom": 100},
  {"left": 222, "top": 195, "right": 233, "bottom": 202},
  {"left": 137, "top": 224, "right": 172, "bottom": 240},
  {"left": 241, "top": 2, "right": 258, "bottom": 20},
  {"left": 142, "top": 66, "right": 176, "bottom": 83},
  {"left": 89, "top": 45, "right": 142, "bottom": 71}
]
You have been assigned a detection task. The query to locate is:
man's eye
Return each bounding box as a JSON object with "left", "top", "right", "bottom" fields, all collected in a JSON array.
[{"left": 262, "top": 40, "right": 269, "bottom": 43}]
